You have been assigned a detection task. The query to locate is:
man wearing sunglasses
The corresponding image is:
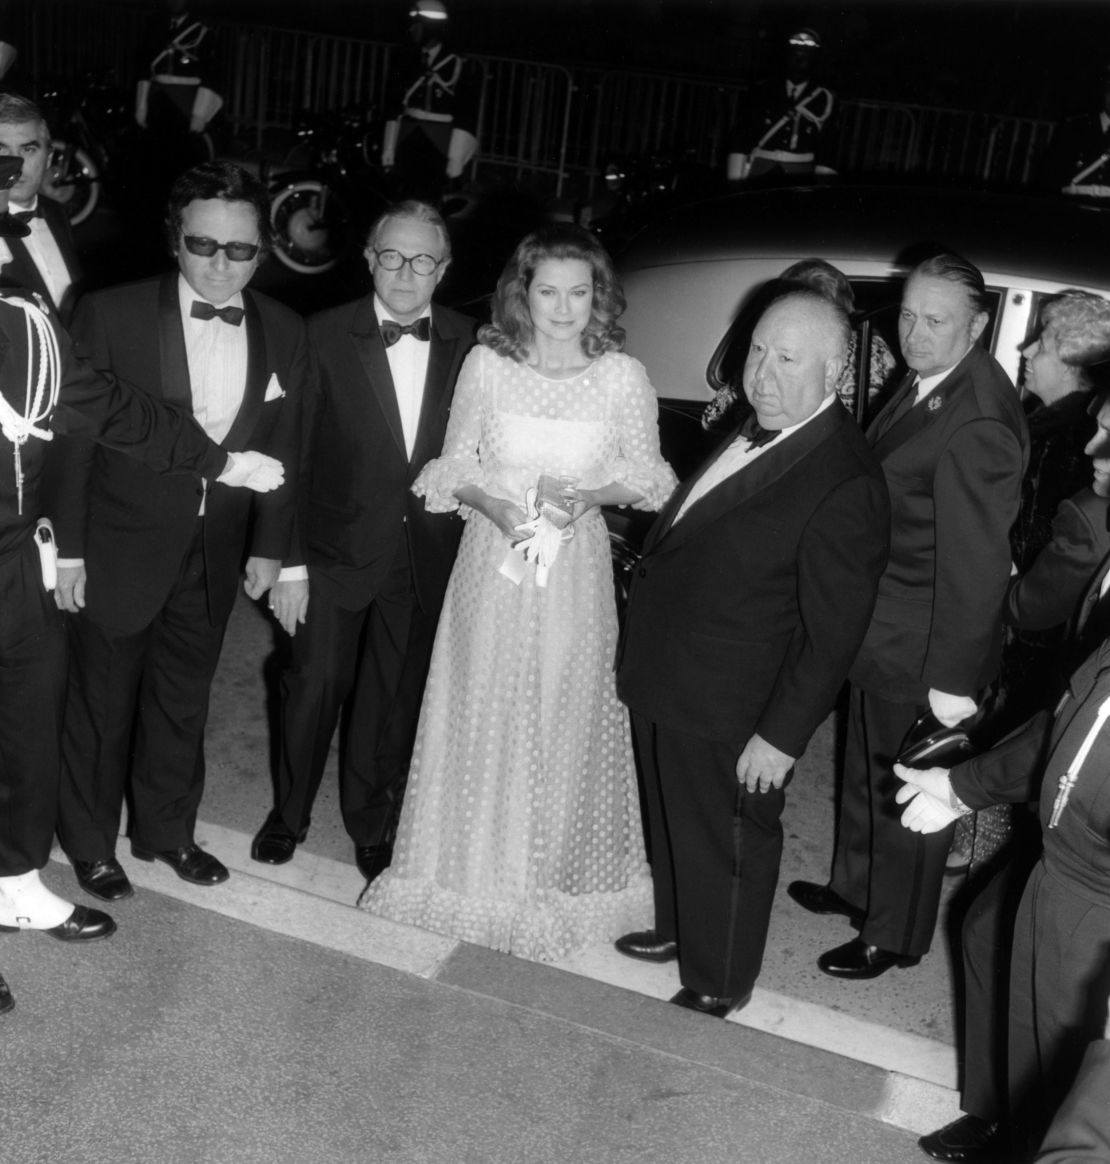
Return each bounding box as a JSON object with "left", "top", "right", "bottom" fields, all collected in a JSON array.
[
  {"left": 45, "top": 161, "right": 306, "bottom": 900},
  {"left": 251, "top": 199, "right": 475, "bottom": 885}
]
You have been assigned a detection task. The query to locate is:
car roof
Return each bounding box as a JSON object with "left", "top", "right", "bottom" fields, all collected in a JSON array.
[{"left": 620, "top": 184, "right": 1110, "bottom": 290}]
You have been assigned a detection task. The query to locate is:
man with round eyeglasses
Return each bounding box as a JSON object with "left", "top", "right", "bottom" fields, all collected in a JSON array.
[
  {"left": 45, "top": 161, "right": 307, "bottom": 901},
  {"left": 251, "top": 199, "right": 476, "bottom": 885}
]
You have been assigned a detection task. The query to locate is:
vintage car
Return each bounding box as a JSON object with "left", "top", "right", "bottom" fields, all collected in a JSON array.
[{"left": 606, "top": 183, "right": 1110, "bottom": 595}]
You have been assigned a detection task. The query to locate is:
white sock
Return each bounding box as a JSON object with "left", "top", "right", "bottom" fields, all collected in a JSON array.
[{"left": 0, "top": 869, "right": 74, "bottom": 928}]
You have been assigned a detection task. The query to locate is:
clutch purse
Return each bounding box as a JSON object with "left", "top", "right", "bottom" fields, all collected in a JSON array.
[{"left": 896, "top": 711, "right": 974, "bottom": 769}]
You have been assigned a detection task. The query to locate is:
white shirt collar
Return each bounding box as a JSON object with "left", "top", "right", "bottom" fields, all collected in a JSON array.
[
  {"left": 179, "top": 273, "right": 245, "bottom": 315},
  {"left": 915, "top": 344, "right": 974, "bottom": 400}
]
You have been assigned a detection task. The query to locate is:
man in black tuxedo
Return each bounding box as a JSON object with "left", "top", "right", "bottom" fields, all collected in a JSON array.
[
  {"left": 251, "top": 200, "right": 475, "bottom": 882},
  {"left": 615, "top": 292, "right": 890, "bottom": 1016},
  {"left": 47, "top": 162, "right": 306, "bottom": 901},
  {"left": 0, "top": 92, "right": 82, "bottom": 322},
  {"left": 0, "top": 280, "right": 282, "bottom": 1011},
  {"left": 789, "top": 254, "right": 1029, "bottom": 980}
]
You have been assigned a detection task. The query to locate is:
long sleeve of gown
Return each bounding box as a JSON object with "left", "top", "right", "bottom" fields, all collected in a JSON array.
[
  {"left": 414, "top": 345, "right": 487, "bottom": 513},
  {"left": 607, "top": 356, "right": 676, "bottom": 510}
]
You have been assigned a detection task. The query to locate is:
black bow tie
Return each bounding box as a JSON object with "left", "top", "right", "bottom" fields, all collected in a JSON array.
[
  {"left": 11, "top": 205, "right": 41, "bottom": 225},
  {"left": 380, "top": 317, "right": 431, "bottom": 347},
  {"left": 191, "top": 300, "right": 244, "bottom": 326},
  {"left": 741, "top": 413, "right": 782, "bottom": 449}
]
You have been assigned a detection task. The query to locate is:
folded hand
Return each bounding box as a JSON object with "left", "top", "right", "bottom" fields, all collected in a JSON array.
[{"left": 217, "top": 450, "right": 285, "bottom": 493}]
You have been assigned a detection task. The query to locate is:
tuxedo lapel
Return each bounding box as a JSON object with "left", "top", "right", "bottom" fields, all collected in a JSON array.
[
  {"left": 351, "top": 299, "right": 407, "bottom": 459},
  {"left": 158, "top": 273, "right": 192, "bottom": 408},
  {"left": 410, "top": 309, "right": 460, "bottom": 468},
  {"left": 221, "top": 291, "right": 266, "bottom": 451},
  {"left": 651, "top": 402, "right": 849, "bottom": 555},
  {"left": 867, "top": 372, "right": 916, "bottom": 444},
  {"left": 2, "top": 238, "right": 51, "bottom": 307}
]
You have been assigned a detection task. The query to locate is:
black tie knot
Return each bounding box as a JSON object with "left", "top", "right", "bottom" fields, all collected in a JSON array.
[
  {"left": 191, "top": 300, "right": 244, "bottom": 326},
  {"left": 380, "top": 317, "right": 431, "bottom": 347},
  {"left": 741, "top": 413, "right": 782, "bottom": 449}
]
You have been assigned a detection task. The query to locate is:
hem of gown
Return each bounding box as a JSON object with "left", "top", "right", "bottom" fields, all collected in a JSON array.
[{"left": 359, "top": 869, "right": 655, "bottom": 964}]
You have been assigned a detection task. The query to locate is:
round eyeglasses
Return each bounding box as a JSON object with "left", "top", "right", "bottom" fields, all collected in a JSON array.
[
  {"left": 372, "top": 249, "right": 443, "bottom": 276},
  {"left": 183, "top": 235, "right": 260, "bottom": 262}
]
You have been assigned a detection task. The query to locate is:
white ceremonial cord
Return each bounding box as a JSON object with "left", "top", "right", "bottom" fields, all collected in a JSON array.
[
  {"left": 0, "top": 295, "right": 61, "bottom": 514},
  {"left": 1049, "top": 693, "right": 1110, "bottom": 828}
]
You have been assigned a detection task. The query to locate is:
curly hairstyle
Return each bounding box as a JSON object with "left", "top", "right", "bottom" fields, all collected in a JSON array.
[
  {"left": 1039, "top": 290, "right": 1110, "bottom": 387},
  {"left": 478, "top": 224, "right": 626, "bottom": 362},
  {"left": 164, "top": 160, "right": 273, "bottom": 258}
]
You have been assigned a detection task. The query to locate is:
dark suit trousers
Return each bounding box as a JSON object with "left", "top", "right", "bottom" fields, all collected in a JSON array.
[
  {"left": 57, "top": 521, "right": 229, "bottom": 858},
  {"left": 275, "top": 531, "right": 437, "bottom": 847},
  {"left": 632, "top": 712, "right": 787, "bottom": 1001},
  {"left": 0, "top": 539, "right": 67, "bottom": 874},
  {"left": 831, "top": 686, "right": 955, "bottom": 956}
]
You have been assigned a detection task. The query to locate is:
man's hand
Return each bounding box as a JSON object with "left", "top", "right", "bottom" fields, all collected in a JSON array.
[
  {"left": 54, "top": 563, "right": 86, "bottom": 612},
  {"left": 217, "top": 451, "right": 285, "bottom": 493},
  {"left": 269, "top": 578, "right": 309, "bottom": 636},
  {"left": 736, "top": 732, "right": 795, "bottom": 793},
  {"left": 243, "top": 557, "right": 281, "bottom": 601},
  {"left": 893, "top": 763, "right": 962, "bottom": 832},
  {"left": 928, "top": 688, "right": 977, "bottom": 728}
]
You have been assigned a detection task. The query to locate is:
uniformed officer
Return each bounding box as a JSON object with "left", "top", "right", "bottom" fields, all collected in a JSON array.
[
  {"left": 381, "top": 0, "right": 481, "bottom": 200},
  {"left": 726, "top": 28, "right": 835, "bottom": 184}
]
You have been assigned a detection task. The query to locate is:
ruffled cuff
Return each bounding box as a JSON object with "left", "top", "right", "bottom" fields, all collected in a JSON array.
[
  {"left": 413, "top": 454, "right": 486, "bottom": 514},
  {"left": 609, "top": 457, "right": 678, "bottom": 512}
]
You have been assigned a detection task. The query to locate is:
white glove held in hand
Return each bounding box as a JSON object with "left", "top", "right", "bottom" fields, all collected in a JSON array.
[
  {"left": 217, "top": 450, "right": 284, "bottom": 493},
  {"left": 893, "top": 763, "right": 965, "bottom": 833},
  {"left": 928, "top": 688, "right": 977, "bottom": 728}
]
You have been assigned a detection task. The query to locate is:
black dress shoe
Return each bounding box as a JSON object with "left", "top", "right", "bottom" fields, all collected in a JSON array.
[
  {"left": 356, "top": 844, "right": 391, "bottom": 884},
  {"left": 0, "top": 973, "right": 12, "bottom": 1014},
  {"left": 131, "top": 842, "right": 229, "bottom": 886},
  {"left": 919, "top": 1114, "right": 1002, "bottom": 1162},
  {"left": 615, "top": 929, "right": 678, "bottom": 962},
  {"left": 786, "top": 880, "right": 865, "bottom": 925},
  {"left": 670, "top": 987, "right": 751, "bottom": 1018},
  {"left": 251, "top": 816, "right": 306, "bottom": 866},
  {"left": 817, "top": 937, "right": 920, "bottom": 979},
  {"left": 72, "top": 857, "right": 134, "bottom": 902},
  {"left": 0, "top": 904, "right": 117, "bottom": 942}
]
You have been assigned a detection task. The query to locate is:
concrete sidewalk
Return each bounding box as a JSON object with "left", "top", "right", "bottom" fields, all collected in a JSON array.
[{"left": 3, "top": 843, "right": 927, "bottom": 1164}]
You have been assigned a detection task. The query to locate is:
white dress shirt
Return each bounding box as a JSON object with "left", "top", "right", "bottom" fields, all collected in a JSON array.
[
  {"left": 676, "top": 392, "right": 837, "bottom": 522},
  {"left": 375, "top": 295, "right": 432, "bottom": 460},
  {"left": 10, "top": 197, "right": 72, "bottom": 309}
]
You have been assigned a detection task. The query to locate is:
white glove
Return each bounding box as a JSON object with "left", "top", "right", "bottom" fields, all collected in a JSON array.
[
  {"left": 928, "top": 688, "right": 977, "bottom": 728},
  {"left": 893, "top": 763, "right": 965, "bottom": 833},
  {"left": 216, "top": 450, "right": 285, "bottom": 493}
]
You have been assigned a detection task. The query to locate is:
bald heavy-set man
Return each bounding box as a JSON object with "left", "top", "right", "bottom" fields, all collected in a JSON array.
[{"left": 615, "top": 291, "right": 890, "bottom": 1017}]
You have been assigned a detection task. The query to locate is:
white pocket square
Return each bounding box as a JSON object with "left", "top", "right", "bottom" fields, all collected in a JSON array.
[{"left": 264, "top": 374, "right": 285, "bottom": 402}]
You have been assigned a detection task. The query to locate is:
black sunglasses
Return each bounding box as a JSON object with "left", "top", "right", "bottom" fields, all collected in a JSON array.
[{"left": 182, "top": 235, "right": 260, "bottom": 262}]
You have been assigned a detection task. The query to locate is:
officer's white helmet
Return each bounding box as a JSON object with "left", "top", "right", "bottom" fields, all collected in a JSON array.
[{"left": 410, "top": 0, "right": 448, "bottom": 20}]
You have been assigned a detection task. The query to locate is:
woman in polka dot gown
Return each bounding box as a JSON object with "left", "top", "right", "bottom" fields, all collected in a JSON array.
[{"left": 360, "top": 225, "right": 677, "bottom": 961}]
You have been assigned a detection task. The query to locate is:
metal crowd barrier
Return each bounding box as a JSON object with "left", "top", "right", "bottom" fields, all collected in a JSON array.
[{"left": 20, "top": 0, "right": 1058, "bottom": 197}]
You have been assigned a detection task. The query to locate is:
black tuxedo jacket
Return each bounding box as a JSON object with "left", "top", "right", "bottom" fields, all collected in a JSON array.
[
  {"left": 618, "top": 400, "right": 890, "bottom": 757},
  {"left": 849, "top": 344, "right": 1028, "bottom": 702},
  {"left": 293, "top": 296, "right": 475, "bottom": 613},
  {"left": 0, "top": 196, "right": 83, "bottom": 323},
  {"left": 44, "top": 272, "right": 306, "bottom": 634}
]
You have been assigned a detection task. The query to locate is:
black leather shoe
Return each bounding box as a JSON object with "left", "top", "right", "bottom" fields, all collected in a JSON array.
[
  {"left": 356, "top": 844, "right": 392, "bottom": 884},
  {"left": 817, "top": 937, "right": 920, "bottom": 979},
  {"left": 131, "top": 843, "right": 229, "bottom": 886},
  {"left": 0, "top": 904, "right": 117, "bottom": 942},
  {"left": 615, "top": 929, "right": 678, "bottom": 962},
  {"left": 72, "top": 857, "right": 134, "bottom": 902},
  {"left": 670, "top": 987, "right": 751, "bottom": 1018},
  {"left": 0, "top": 974, "right": 12, "bottom": 1014},
  {"left": 787, "top": 880, "right": 865, "bottom": 925},
  {"left": 919, "top": 1115, "right": 1002, "bottom": 1162},
  {"left": 251, "top": 816, "right": 306, "bottom": 865}
]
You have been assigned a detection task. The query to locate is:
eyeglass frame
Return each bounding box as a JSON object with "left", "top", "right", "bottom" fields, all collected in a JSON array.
[
  {"left": 370, "top": 248, "right": 445, "bottom": 277},
  {"left": 182, "top": 234, "right": 261, "bottom": 262}
]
